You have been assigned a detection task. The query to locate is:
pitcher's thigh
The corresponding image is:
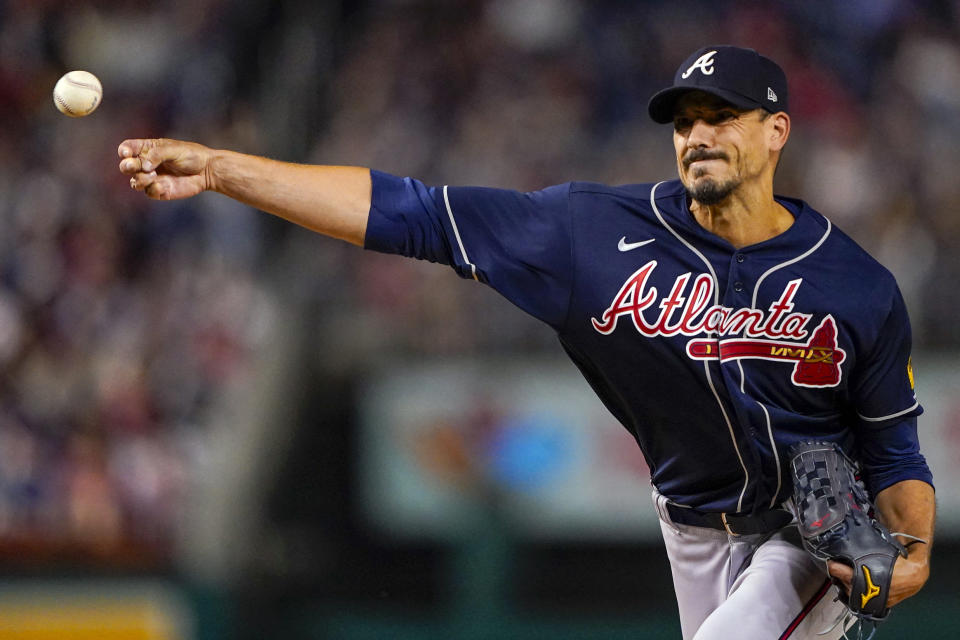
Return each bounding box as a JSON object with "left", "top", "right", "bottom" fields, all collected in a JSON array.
[
  {"left": 658, "top": 520, "right": 734, "bottom": 639},
  {"left": 693, "top": 540, "right": 848, "bottom": 640}
]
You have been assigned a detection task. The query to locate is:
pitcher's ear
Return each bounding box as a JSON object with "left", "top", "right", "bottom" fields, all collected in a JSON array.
[{"left": 769, "top": 112, "right": 790, "bottom": 152}]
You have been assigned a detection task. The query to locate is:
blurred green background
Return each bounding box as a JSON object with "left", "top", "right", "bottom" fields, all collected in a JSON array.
[{"left": 0, "top": 0, "right": 958, "bottom": 638}]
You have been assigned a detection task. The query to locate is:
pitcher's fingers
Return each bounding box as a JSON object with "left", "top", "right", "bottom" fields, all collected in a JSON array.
[
  {"left": 119, "top": 156, "right": 144, "bottom": 175},
  {"left": 144, "top": 175, "right": 177, "bottom": 200},
  {"left": 129, "top": 171, "right": 158, "bottom": 191},
  {"left": 827, "top": 560, "right": 853, "bottom": 594},
  {"left": 118, "top": 139, "right": 147, "bottom": 159},
  {"left": 118, "top": 138, "right": 168, "bottom": 172}
]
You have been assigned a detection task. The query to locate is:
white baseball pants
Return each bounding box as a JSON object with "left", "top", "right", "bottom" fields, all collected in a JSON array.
[{"left": 653, "top": 490, "right": 851, "bottom": 640}]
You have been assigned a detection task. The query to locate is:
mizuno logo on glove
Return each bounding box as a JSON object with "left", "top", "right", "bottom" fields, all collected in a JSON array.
[{"left": 861, "top": 566, "right": 881, "bottom": 608}]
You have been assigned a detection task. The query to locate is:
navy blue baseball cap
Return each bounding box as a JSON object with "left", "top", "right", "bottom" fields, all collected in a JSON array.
[{"left": 648, "top": 45, "right": 788, "bottom": 124}]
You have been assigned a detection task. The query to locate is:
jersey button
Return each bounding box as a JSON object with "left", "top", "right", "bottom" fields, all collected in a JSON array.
[
  {"left": 734, "top": 281, "right": 744, "bottom": 292},
  {"left": 736, "top": 254, "right": 745, "bottom": 263}
]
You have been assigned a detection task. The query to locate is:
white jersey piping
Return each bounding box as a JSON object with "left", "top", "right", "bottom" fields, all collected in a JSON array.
[
  {"left": 757, "top": 402, "right": 782, "bottom": 508},
  {"left": 443, "top": 185, "right": 478, "bottom": 281},
  {"left": 858, "top": 400, "right": 920, "bottom": 422},
  {"left": 650, "top": 181, "right": 749, "bottom": 512},
  {"left": 745, "top": 213, "right": 832, "bottom": 510},
  {"left": 751, "top": 218, "right": 832, "bottom": 309},
  {"left": 649, "top": 183, "right": 720, "bottom": 306}
]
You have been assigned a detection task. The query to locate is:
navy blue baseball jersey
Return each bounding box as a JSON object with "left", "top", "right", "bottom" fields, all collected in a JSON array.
[{"left": 364, "top": 171, "right": 933, "bottom": 514}]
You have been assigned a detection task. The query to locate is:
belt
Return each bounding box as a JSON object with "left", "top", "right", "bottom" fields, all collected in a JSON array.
[{"left": 665, "top": 503, "right": 793, "bottom": 536}]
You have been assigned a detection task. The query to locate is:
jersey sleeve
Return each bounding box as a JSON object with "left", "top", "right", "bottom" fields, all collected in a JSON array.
[
  {"left": 851, "top": 285, "right": 933, "bottom": 494},
  {"left": 363, "top": 170, "right": 574, "bottom": 329}
]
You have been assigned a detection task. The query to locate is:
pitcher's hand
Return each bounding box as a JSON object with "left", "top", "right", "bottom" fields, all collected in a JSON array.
[
  {"left": 118, "top": 138, "right": 213, "bottom": 200},
  {"left": 828, "top": 554, "right": 929, "bottom": 608}
]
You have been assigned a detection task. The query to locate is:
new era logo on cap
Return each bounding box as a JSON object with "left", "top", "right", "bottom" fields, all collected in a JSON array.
[{"left": 648, "top": 45, "right": 789, "bottom": 123}]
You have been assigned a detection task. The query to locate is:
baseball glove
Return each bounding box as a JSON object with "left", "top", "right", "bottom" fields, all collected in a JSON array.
[{"left": 788, "top": 441, "right": 907, "bottom": 634}]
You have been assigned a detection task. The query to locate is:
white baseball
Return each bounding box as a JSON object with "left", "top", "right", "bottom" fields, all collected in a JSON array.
[{"left": 53, "top": 70, "right": 102, "bottom": 117}]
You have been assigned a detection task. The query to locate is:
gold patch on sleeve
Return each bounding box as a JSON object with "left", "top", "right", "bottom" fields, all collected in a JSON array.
[{"left": 907, "top": 356, "right": 915, "bottom": 390}]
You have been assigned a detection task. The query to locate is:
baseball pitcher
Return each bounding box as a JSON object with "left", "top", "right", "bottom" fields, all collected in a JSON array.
[{"left": 118, "top": 46, "right": 935, "bottom": 639}]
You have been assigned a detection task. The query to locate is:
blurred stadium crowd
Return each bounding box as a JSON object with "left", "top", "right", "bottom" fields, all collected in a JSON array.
[{"left": 1, "top": 0, "right": 958, "bottom": 568}]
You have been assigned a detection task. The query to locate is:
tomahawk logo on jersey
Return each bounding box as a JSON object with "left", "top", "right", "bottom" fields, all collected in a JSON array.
[{"left": 365, "top": 173, "right": 932, "bottom": 514}]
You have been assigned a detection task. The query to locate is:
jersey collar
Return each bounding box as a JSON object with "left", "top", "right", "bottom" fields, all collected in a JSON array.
[{"left": 657, "top": 179, "right": 824, "bottom": 255}]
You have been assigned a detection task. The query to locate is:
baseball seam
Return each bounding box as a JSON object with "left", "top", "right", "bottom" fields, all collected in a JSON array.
[
  {"left": 65, "top": 78, "right": 101, "bottom": 92},
  {"left": 54, "top": 92, "right": 76, "bottom": 115}
]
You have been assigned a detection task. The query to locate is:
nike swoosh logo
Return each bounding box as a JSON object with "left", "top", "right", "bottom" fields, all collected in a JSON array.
[{"left": 618, "top": 236, "right": 656, "bottom": 252}]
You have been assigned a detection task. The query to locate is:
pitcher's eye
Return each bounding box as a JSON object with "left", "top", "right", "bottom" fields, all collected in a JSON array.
[{"left": 712, "top": 110, "right": 737, "bottom": 124}]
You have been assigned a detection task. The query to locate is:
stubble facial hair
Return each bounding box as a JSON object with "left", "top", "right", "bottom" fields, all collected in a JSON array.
[
  {"left": 685, "top": 176, "right": 742, "bottom": 205},
  {"left": 682, "top": 149, "right": 742, "bottom": 205}
]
